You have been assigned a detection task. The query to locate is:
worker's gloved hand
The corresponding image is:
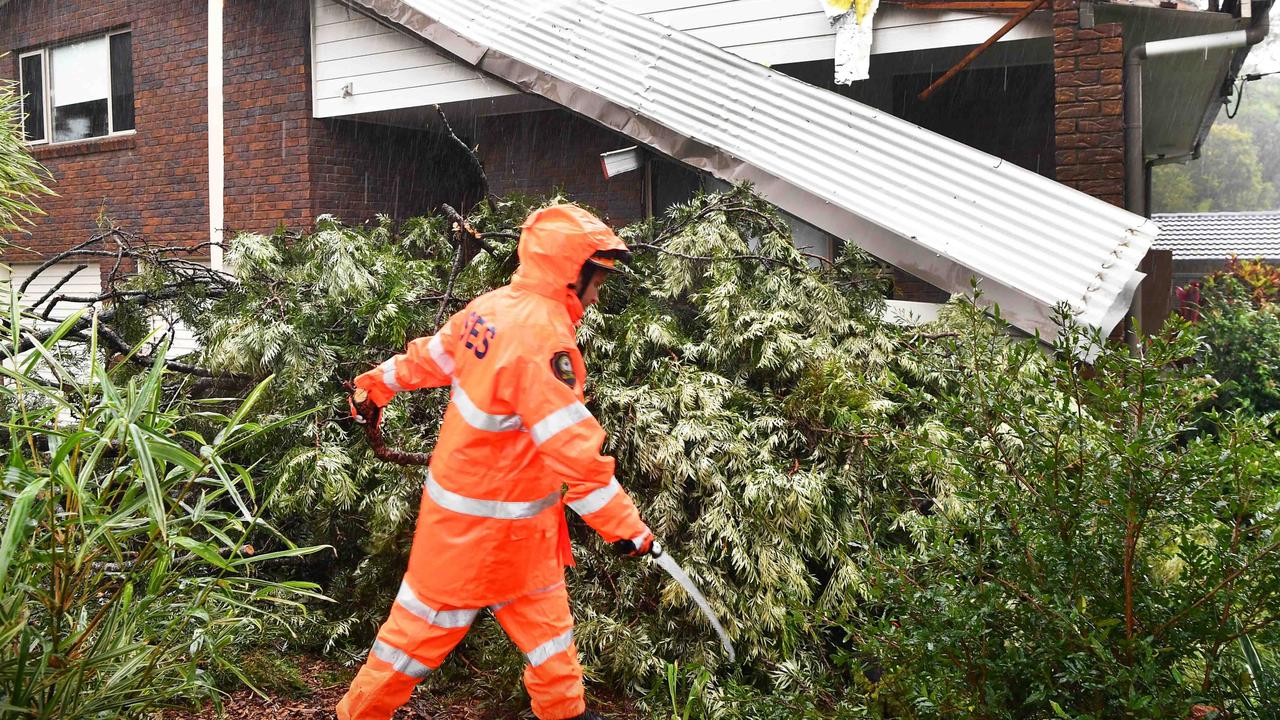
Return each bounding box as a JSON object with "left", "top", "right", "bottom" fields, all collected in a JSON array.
[
  {"left": 348, "top": 388, "right": 382, "bottom": 427},
  {"left": 612, "top": 532, "right": 656, "bottom": 558}
]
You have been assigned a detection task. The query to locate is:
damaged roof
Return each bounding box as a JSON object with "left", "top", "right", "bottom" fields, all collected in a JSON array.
[
  {"left": 1152, "top": 211, "right": 1280, "bottom": 260},
  {"left": 353, "top": 0, "right": 1158, "bottom": 343}
]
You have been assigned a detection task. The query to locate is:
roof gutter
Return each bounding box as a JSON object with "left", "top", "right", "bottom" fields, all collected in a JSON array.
[{"left": 1125, "top": 4, "right": 1270, "bottom": 217}]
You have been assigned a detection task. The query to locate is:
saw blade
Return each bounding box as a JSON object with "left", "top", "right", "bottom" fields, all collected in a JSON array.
[{"left": 651, "top": 549, "right": 736, "bottom": 662}]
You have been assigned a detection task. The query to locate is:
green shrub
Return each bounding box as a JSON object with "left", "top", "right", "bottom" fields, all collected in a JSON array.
[
  {"left": 0, "top": 75, "right": 52, "bottom": 242},
  {"left": 0, "top": 308, "right": 327, "bottom": 719},
  {"left": 1193, "top": 259, "right": 1280, "bottom": 414},
  {"left": 855, "top": 309, "right": 1280, "bottom": 718}
]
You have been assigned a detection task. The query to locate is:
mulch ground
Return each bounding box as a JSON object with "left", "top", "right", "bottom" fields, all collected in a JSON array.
[{"left": 164, "top": 656, "right": 644, "bottom": 720}]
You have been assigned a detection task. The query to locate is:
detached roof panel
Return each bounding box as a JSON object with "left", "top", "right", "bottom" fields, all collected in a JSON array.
[
  {"left": 356, "top": 0, "right": 1157, "bottom": 342},
  {"left": 1152, "top": 211, "right": 1280, "bottom": 260}
]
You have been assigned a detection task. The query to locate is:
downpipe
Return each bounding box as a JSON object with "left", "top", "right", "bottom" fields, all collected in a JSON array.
[
  {"left": 1123, "top": 3, "right": 1269, "bottom": 338},
  {"left": 1125, "top": 7, "right": 1270, "bottom": 215}
]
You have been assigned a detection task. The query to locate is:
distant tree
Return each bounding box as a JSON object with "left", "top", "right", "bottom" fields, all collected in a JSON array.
[{"left": 1153, "top": 123, "right": 1277, "bottom": 212}]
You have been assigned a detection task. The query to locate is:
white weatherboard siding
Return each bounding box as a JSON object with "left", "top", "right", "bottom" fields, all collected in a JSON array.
[
  {"left": 313, "top": 0, "right": 1049, "bottom": 117},
  {"left": 313, "top": 0, "right": 518, "bottom": 117},
  {"left": 2, "top": 262, "right": 102, "bottom": 322},
  {"left": 0, "top": 262, "right": 199, "bottom": 360}
]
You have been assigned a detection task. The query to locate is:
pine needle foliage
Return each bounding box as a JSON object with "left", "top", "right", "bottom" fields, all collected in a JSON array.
[{"left": 95, "top": 186, "right": 1280, "bottom": 718}]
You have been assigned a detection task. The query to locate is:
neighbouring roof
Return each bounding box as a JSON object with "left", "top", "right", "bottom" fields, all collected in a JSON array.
[
  {"left": 1152, "top": 211, "right": 1280, "bottom": 260},
  {"left": 353, "top": 0, "right": 1157, "bottom": 344}
]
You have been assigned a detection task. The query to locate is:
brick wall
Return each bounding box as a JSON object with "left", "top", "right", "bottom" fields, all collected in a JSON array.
[
  {"left": 2, "top": 0, "right": 466, "bottom": 260},
  {"left": 1053, "top": 0, "right": 1126, "bottom": 207},
  {"left": 476, "top": 110, "right": 646, "bottom": 226},
  {"left": 0, "top": 0, "right": 208, "bottom": 261},
  {"left": 310, "top": 118, "right": 475, "bottom": 225},
  {"left": 222, "top": 0, "right": 312, "bottom": 235}
]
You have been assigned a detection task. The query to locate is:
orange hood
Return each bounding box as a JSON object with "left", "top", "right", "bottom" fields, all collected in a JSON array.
[{"left": 511, "top": 204, "right": 628, "bottom": 323}]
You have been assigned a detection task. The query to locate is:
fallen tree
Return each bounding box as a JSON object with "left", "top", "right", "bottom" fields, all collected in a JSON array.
[{"left": 6, "top": 188, "right": 1280, "bottom": 719}]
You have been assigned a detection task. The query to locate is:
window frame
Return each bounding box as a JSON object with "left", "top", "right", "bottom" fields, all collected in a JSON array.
[{"left": 19, "top": 28, "right": 136, "bottom": 147}]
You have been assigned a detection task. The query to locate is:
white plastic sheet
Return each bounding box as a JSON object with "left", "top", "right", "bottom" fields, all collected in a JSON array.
[{"left": 821, "top": 0, "right": 879, "bottom": 84}]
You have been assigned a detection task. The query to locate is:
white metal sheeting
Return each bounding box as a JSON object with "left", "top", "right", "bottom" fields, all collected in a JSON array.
[{"left": 354, "top": 0, "right": 1157, "bottom": 342}]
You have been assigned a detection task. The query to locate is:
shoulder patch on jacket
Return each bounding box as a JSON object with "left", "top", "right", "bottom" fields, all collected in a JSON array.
[{"left": 551, "top": 351, "right": 576, "bottom": 387}]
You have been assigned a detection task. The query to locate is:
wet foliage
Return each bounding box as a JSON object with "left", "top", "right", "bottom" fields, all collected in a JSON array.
[{"left": 50, "top": 187, "right": 1274, "bottom": 719}]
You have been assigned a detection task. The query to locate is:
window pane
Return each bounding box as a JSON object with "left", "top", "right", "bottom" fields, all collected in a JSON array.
[
  {"left": 19, "top": 55, "right": 45, "bottom": 142},
  {"left": 51, "top": 36, "right": 109, "bottom": 142},
  {"left": 109, "top": 33, "right": 134, "bottom": 132}
]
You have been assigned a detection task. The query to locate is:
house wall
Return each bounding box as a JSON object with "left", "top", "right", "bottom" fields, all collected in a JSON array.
[
  {"left": 0, "top": 0, "right": 209, "bottom": 262},
  {"left": 1052, "top": 0, "right": 1126, "bottom": 207},
  {"left": 223, "top": 0, "right": 314, "bottom": 234},
  {"left": 1, "top": 0, "right": 461, "bottom": 268},
  {"left": 475, "top": 110, "right": 646, "bottom": 225},
  {"left": 312, "top": 0, "right": 518, "bottom": 118}
]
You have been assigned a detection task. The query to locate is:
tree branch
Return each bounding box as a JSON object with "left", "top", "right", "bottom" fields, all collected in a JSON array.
[
  {"left": 28, "top": 264, "right": 89, "bottom": 312},
  {"left": 89, "top": 324, "right": 257, "bottom": 381},
  {"left": 434, "top": 104, "right": 490, "bottom": 203}
]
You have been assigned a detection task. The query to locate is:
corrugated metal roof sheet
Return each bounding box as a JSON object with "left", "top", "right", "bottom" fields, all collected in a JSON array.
[
  {"left": 354, "top": 0, "right": 1157, "bottom": 343},
  {"left": 1151, "top": 211, "right": 1280, "bottom": 260}
]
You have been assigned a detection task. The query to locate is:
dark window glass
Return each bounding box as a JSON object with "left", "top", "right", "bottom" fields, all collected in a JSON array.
[
  {"left": 19, "top": 54, "right": 45, "bottom": 142},
  {"left": 109, "top": 33, "right": 134, "bottom": 132},
  {"left": 54, "top": 100, "right": 109, "bottom": 142}
]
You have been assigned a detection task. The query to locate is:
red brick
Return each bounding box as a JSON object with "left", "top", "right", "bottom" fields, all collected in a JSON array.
[
  {"left": 1078, "top": 148, "right": 1125, "bottom": 164},
  {"left": 1056, "top": 87, "right": 1078, "bottom": 103},
  {"left": 1072, "top": 179, "right": 1124, "bottom": 195},
  {"left": 1055, "top": 40, "right": 1100, "bottom": 56},
  {"left": 1099, "top": 68, "right": 1123, "bottom": 85},
  {"left": 1077, "top": 117, "right": 1123, "bottom": 133},
  {"left": 1054, "top": 56, "right": 1077, "bottom": 73},
  {"left": 1056, "top": 164, "right": 1109, "bottom": 181},
  {"left": 1055, "top": 101, "right": 1102, "bottom": 118},
  {"left": 1072, "top": 26, "right": 1122, "bottom": 40},
  {"left": 1100, "top": 99, "right": 1124, "bottom": 116},
  {"left": 1078, "top": 84, "right": 1123, "bottom": 101},
  {"left": 1056, "top": 118, "right": 1077, "bottom": 134},
  {"left": 1057, "top": 132, "right": 1124, "bottom": 149},
  {"left": 1059, "top": 70, "right": 1100, "bottom": 86},
  {"left": 1100, "top": 37, "right": 1124, "bottom": 53},
  {"left": 1078, "top": 53, "right": 1124, "bottom": 70}
]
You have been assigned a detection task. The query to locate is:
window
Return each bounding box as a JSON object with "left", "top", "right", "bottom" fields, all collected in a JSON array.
[{"left": 19, "top": 30, "right": 134, "bottom": 145}]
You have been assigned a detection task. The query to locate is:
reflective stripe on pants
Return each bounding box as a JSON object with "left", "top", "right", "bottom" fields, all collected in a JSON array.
[
  {"left": 492, "top": 582, "right": 585, "bottom": 720},
  {"left": 336, "top": 584, "right": 476, "bottom": 720},
  {"left": 338, "top": 580, "right": 584, "bottom": 720}
]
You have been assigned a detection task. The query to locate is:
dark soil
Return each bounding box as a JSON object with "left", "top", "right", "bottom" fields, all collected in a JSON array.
[{"left": 164, "top": 656, "right": 644, "bottom": 720}]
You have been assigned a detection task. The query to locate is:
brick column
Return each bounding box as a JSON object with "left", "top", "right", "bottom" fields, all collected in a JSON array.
[{"left": 1053, "top": 0, "right": 1126, "bottom": 207}]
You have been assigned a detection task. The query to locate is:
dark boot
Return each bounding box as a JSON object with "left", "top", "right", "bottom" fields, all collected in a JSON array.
[{"left": 566, "top": 713, "right": 608, "bottom": 720}]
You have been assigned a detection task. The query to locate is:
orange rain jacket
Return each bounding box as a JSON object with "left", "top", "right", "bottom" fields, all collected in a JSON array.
[{"left": 354, "top": 204, "right": 651, "bottom": 608}]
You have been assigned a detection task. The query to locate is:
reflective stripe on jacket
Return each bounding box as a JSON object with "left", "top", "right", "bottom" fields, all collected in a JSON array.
[{"left": 354, "top": 204, "right": 650, "bottom": 607}]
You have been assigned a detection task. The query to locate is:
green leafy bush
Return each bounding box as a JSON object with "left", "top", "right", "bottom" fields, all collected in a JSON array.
[
  {"left": 854, "top": 309, "right": 1280, "bottom": 718},
  {"left": 1191, "top": 258, "right": 1280, "bottom": 414},
  {"left": 0, "top": 309, "right": 327, "bottom": 718}
]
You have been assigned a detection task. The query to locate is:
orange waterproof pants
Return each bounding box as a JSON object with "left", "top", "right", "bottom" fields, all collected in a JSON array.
[{"left": 336, "top": 581, "right": 585, "bottom": 720}]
